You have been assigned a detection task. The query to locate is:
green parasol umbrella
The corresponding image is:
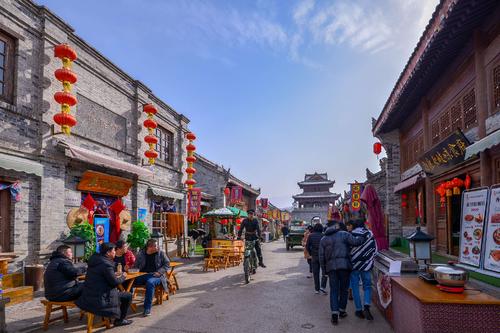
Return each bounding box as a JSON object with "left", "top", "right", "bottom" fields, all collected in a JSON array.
[
  {"left": 202, "top": 207, "right": 236, "bottom": 218},
  {"left": 227, "top": 206, "right": 248, "bottom": 218}
]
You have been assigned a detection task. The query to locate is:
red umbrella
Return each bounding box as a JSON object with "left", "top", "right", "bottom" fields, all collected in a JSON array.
[{"left": 360, "top": 184, "right": 388, "bottom": 250}]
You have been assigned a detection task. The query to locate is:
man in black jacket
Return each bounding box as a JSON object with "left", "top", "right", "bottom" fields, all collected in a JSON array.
[
  {"left": 76, "top": 243, "right": 133, "bottom": 327},
  {"left": 238, "top": 209, "right": 266, "bottom": 268},
  {"left": 306, "top": 223, "right": 328, "bottom": 295},
  {"left": 44, "top": 245, "right": 85, "bottom": 302}
]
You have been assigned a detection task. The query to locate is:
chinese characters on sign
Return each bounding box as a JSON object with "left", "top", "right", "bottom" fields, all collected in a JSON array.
[
  {"left": 483, "top": 187, "right": 500, "bottom": 273},
  {"left": 77, "top": 171, "right": 133, "bottom": 197},
  {"left": 188, "top": 188, "right": 201, "bottom": 223},
  {"left": 350, "top": 183, "right": 363, "bottom": 212},
  {"left": 230, "top": 186, "right": 243, "bottom": 204},
  {"left": 418, "top": 131, "right": 470, "bottom": 175}
]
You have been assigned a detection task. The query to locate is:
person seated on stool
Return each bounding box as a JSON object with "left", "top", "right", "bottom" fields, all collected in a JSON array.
[
  {"left": 76, "top": 242, "right": 133, "bottom": 327},
  {"left": 114, "top": 240, "right": 135, "bottom": 272},
  {"left": 44, "top": 244, "right": 86, "bottom": 302},
  {"left": 133, "top": 238, "right": 170, "bottom": 317}
]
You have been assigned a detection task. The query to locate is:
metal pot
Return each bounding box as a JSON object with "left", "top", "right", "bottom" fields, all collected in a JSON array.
[
  {"left": 427, "top": 264, "right": 448, "bottom": 276},
  {"left": 434, "top": 266, "right": 468, "bottom": 287}
]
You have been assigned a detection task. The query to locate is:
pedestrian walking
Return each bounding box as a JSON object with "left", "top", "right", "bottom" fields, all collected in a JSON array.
[
  {"left": 348, "top": 219, "right": 377, "bottom": 320},
  {"left": 306, "top": 223, "right": 328, "bottom": 294},
  {"left": 281, "top": 224, "right": 289, "bottom": 243},
  {"left": 319, "top": 224, "right": 366, "bottom": 326},
  {"left": 302, "top": 225, "right": 313, "bottom": 278}
]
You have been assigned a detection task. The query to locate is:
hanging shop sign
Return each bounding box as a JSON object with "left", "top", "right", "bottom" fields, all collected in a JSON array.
[
  {"left": 77, "top": 171, "right": 133, "bottom": 197},
  {"left": 137, "top": 208, "right": 148, "bottom": 223},
  {"left": 459, "top": 188, "right": 488, "bottom": 267},
  {"left": 483, "top": 186, "right": 500, "bottom": 273},
  {"left": 230, "top": 186, "right": 243, "bottom": 204},
  {"left": 260, "top": 198, "right": 269, "bottom": 209},
  {"left": 418, "top": 130, "right": 470, "bottom": 175},
  {"left": 188, "top": 188, "right": 202, "bottom": 223},
  {"left": 350, "top": 183, "right": 363, "bottom": 212}
]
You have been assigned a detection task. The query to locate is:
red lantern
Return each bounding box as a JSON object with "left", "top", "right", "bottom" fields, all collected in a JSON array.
[
  {"left": 53, "top": 113, "right": 77, "bottom": 128},
  {"left": 145, "top": 150, "right": 158, "bottom": 159},
  {"left": 143, "top": 104, "right": 158, "bottom": 115},
  {"left": 186, "top": 132, "right": 196, "bottom": 141},
  {"left": 186, "top": 155, "right": 197, "bottom": 163},
  {"left": 224, "top": 187, "right": 230, "bottom": 196},
  {"left": 143, "top": 118, "right": 157, "bottom": 129},
  {"left": 201, "top": 218, "right": 207, "bottom": 223},
  {"left": 401, "top": 193, "right": 408, "bottom": 200},
  {"left": 186, "top": 144, "right": 196, "bottom": 152},
  {"left": 54, "top": 68, "right": 77, "bottom": 84},
  {"left": 401, "top": 201, "right": 408, "bottom": 208},
  {"left": 186, "top": 167, "right": 196, "bottom": 174},
  {"left": 144, "top": 134, "right": 158, "bottom": 145},
  {"left": 256, "top": 199, "right": 260, "bottom": 206},
  {"left": 54, "top": 44, "right": 77, "bottom": 61},
  {"left": 185, "top": 179, "right": 197, "bottom": 186},
  {"left": 373, "top": 142, "right": 382, "bottom": 155}
]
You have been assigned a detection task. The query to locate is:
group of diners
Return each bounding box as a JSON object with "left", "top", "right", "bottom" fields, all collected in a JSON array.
[{"left": 43, "top": 238, "right": 170, "bottom": 327}]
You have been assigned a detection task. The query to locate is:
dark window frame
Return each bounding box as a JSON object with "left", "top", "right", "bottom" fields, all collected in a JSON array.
[
  {"left": 154, "top": 126, "right": 174, "bottom": 165},
  {"left": 0, "top": 30, "right": 15, "bottom": 104}
]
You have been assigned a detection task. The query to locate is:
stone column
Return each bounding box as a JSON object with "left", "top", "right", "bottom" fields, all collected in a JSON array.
[{"left": 379, "top": 129, "right": 402, "bottom": 244}]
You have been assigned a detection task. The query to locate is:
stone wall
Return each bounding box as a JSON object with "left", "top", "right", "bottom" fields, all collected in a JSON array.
[{"left": 0, "top": 0, "right": 189, "bottom": 268}]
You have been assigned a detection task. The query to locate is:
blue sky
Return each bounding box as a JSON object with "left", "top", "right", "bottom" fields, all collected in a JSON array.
[{"left": 37, "top": 0, "right": 438, "bottom": 208}]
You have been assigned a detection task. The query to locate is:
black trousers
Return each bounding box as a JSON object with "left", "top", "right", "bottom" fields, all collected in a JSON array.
[
  {"left": 47, "top": 283, "right": 84, "bottom": 302},
  {"left": 118, "top": 292, "right": 132, "bottom": 320},
  {"left": 307, "top": 258, "right": 312, "bottom": 273},
  {"left": 328, "top": 269, "right": 351, "bottom": 313},
  {"left": 254, "top": 240, "right": 263, "bottom": 264},
  {"left": 312, "top": 259, "right": 327, "bottom": 291}
]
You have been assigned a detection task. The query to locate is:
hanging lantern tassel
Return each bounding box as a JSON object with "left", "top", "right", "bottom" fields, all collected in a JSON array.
[
  {"left": 53, "top": 44, "right": 78, "bottom": 135},
  {"left": 142, "top": 104, "right": 158, "bottom": 165},
  {"left": 185, "top": 132, "right": 197, "bottom": 189}
]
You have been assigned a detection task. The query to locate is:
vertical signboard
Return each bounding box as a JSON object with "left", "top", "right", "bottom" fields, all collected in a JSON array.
[
  {"left": 94, "top": 216, "right": 110, "bottom": 253},
  {"left": 350, "top": 183, "right": 363, "bottom": 212},
  {"left": 483, "top": 186, "right": 500, "bottom": 273},
  {"left": 459, "top": 188, "right": 488, "bottom": 267}
]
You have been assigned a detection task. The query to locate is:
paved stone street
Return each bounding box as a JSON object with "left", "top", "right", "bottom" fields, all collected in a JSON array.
[{"left": 7, "top": 240, "right": 392, "bottom": 333}]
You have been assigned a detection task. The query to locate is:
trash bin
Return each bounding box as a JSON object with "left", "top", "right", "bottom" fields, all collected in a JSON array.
[{"left": 24, "top": 265, "right": 44, "bottom": 291}]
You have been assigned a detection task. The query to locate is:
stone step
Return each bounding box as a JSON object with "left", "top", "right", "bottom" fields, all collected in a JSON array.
[{"left": 3, "top": 286, "right": 34, "bottom": 306}]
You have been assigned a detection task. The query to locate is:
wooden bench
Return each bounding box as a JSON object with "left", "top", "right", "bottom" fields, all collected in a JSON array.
[
  {"left": 82, "top": 311, "right": 111, "bottom": 333},
  {"left": 41, "top": 299, "right": 77, "bottom": 331},
  {"left": 131, "top": 284, "right": 167, "bottom": 312}
]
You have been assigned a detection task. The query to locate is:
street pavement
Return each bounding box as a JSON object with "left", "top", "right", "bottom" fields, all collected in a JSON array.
[{"left": 7, "top": 239, "right": 392, "bottom": 332}]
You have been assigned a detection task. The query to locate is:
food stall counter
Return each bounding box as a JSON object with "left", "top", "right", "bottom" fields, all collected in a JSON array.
[{"left": 391, "top": 277, "right": 500, "bottom": 333}]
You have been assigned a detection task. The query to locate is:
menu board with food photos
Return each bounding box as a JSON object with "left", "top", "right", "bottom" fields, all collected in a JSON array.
[
  {"left": 459, "top": 188, "right": 488, "bottom": 267},
  {"left": 483, "top": 186, "right": 500, "bottom": 273}
]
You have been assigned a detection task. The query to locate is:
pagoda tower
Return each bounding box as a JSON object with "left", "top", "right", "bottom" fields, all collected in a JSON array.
[{"left": 291, "top": 172, "right": 340, "bottom": 224}]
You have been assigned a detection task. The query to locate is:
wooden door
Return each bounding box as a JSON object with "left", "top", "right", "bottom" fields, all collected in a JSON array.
[{"left": 0, "top": 189, "right": 11, "bottom": 252}]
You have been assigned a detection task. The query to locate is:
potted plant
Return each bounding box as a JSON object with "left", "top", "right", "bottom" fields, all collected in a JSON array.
[{"left": 127, "top": 221, "right": 150, "bottom": 253}]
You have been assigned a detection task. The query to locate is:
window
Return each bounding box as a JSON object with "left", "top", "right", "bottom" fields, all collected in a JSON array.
[
  {"left": 0, "top": 31, "right": 14, "bottom": 103},
  {"left": 462, "top": 88, "right": 477, "bottom": 129},
  {"left": 155, "top": 126, "right": 173, "bottom": 164},
  {"left": 493, "top": 65, "right": 500, "bottom": 113},
  {"left": 401, "top": 131, "right": 423, "bottom": 171}
]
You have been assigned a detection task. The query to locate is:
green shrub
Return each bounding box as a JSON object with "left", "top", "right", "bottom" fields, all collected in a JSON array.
[
  {"left": 127, "top": 221, "right": 150, "bottom": 250},
  {"left": 69, "top": 222, "right": 96, "bottom": 261}
]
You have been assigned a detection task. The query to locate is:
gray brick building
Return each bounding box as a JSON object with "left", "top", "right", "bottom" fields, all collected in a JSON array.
[{"left": 0, "top": 0, "right": 190, "bottom": 269}]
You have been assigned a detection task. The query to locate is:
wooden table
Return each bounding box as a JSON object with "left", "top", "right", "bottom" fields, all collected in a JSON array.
[
  {"left": 168, "top": 262, "right": 183, "bottom": 291},
  {"left": 391, "top": 277, "right": 500, "bottom": 333},
  {"left": 203, "top": 248, "right": 232, "bottom": 271}
]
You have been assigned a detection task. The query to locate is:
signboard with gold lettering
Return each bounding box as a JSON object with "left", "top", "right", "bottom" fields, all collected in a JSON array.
[
  {"left": 77, "top": 171, "right": 133, "bottom": 197},
  {"left": 350, "top": 183, "right": 364, "bottom": 212},
  {"left": 418, "top": 131, "right": 470, "bottom": 175}
]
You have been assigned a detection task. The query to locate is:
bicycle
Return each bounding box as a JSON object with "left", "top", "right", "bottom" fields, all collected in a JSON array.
[{"left": 243, "top": 239, "right": 258, "bottom": 284}]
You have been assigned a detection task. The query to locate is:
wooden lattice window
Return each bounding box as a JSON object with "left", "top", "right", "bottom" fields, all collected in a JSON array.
[
  {"left": 463, "top": 88, "right": 477, "bottom": 129},
  {"left": 440, "top": 110, "right": 451, "bottom": 137},
  {"left": 450, "top": 101, "right": 462, "bottom": 131},
  {"left": 416, "top": 133, "right": 424, "bottom": 160},
  {"left": 155, "top": 126, "right": 174, "bottom": 165},
  {"left": 431, "top": 119, "right": 440, "bottom": 145},
  {"left": 494, "top": 65, "right": 500, "bottom": 113},
  {"left": 0, "top": 31, "right": 15, "bottom": 103}
]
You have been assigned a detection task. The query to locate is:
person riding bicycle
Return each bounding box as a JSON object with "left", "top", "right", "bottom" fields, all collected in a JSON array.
[{"left": 237, "top": 209, "right": 266, "bottom": 268}]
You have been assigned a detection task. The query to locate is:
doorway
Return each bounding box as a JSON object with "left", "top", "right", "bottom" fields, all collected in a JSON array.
[{"left": 0, "top": 189, "right": 11, "bottom": 252}]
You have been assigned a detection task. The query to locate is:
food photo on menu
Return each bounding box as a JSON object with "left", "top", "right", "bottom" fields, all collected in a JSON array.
[
  {"left": 483, "top": 188, "right": 500, "bottom": 273},
  {"left": 459, "top": 189, "right": 488, "bottom": 267}
]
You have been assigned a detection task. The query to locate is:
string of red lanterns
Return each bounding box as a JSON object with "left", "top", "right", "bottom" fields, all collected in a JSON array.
[
  {"left": 53, "top": 44, "right": 78, "bottom": 135},
  {"left": 143, "top": 104, "right": 159, "bottom": 165},
  {"left": 185, "top": 132, "right": 197, "bottom": 189}
]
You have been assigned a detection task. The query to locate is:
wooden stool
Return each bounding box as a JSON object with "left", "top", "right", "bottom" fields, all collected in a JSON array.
[
  {"left": 83, "top": 312, "right": 111, "bottom": 333},
  {"left": 41, "top": 299, "right": 76, "bottom": 331}
]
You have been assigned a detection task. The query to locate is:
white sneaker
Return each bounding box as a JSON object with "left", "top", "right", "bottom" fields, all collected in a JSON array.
[
  {"left": 315, "top": 290, "right": 320, "bottom": 294},
  {"left": 320, "top": 289, "right": 328, "bottom": 295}
]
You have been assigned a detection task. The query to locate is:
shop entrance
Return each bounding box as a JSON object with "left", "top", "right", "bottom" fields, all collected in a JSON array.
[
  {"left": 0, "top": 189, "right": 11, "bottom": 252},
  {"left": 449, "top": 195, "right": 462, "bottom": 256}
]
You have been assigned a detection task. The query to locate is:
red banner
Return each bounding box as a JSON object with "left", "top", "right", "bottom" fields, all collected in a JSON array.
[
  {"left": 188, "top": 188, "right": 201, "bottom": 223},
  {"left": 261, "top": 198, "right": 269, "bottom": 209},
  {"left": 230, "top": 186, "right": 243, "bottom": 204}
]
